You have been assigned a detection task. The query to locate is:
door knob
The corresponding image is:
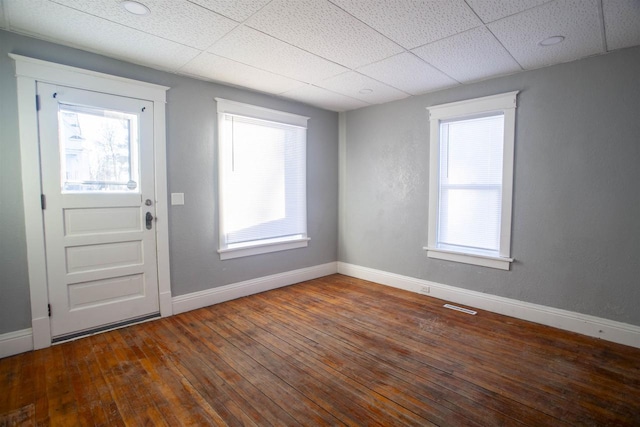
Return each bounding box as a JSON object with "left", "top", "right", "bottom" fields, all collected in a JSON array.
[{"left": 145, "top": 212, "right": 154, "bottom": 230}]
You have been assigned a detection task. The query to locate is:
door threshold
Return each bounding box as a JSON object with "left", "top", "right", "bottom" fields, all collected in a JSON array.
[{"left": 52, "top": 312, "right": 161, "bottom": 344}]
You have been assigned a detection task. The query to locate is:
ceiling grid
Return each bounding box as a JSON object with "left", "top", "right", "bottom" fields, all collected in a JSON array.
[{"left": 1, "top": 0, "right": 638, "bottom": 111}]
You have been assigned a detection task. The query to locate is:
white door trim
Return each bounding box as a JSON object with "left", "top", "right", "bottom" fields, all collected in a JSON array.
[{"left": 10, "top": 54, "right": 173, "bottom": 350}]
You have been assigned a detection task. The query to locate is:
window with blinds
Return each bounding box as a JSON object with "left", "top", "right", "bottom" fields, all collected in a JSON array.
[
  {"left": 438, "top": 114, "right": 504, "bottom": 255},
  {"left": 426, "top": 92, "right": 518, "bottom": 270},
  {"left": 216, "top": 98, "right": 309, "bottom": 260}
]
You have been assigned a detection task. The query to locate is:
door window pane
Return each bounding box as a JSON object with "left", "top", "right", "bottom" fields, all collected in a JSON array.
[{"left": 58, "top": 104, "right": 139, "bottom": 192}]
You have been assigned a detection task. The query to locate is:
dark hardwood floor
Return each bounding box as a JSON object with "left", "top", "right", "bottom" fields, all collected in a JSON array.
[{"left": 2, "top": 274, "right": 639, "bottom": 426}]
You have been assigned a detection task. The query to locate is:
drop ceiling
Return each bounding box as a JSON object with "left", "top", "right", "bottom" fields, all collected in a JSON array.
[{"left": 1, "top": 0, "right": 639, "bottom": 112}]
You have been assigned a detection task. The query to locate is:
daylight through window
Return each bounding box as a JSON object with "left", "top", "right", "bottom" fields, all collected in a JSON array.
[
  {"left": 426, "top": 92, "right": 518, "bottom": 270},
  {"left": 216, "top": 99, "right": 309, "bottom": 260}
]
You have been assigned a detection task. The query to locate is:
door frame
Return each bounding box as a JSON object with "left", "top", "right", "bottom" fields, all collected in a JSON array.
[{"left": 11, "top": 54, "right": 173, "bottom": 350}]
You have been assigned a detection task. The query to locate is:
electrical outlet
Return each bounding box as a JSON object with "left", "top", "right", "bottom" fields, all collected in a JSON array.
[{"left": 419, "top": 286, "right": 430, "bottom": 295}]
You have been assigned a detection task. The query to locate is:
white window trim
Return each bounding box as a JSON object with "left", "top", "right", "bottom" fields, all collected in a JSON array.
[
  {"left": 425, "top": 91, "right": 518, "bottom": 270},
  {"left": 215, "top": 98, "right": 310, "bottom": 260},
  {"left": 216, "top": 98, "right": 309, "bottom": 127},
  {"left": 218, "top": 237, "right": 311, "bottom": 260}
]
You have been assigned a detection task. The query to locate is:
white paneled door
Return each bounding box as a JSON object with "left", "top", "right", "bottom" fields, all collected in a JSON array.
[{"left": 38, "top": 82, "right": 160, "bottom": 339}]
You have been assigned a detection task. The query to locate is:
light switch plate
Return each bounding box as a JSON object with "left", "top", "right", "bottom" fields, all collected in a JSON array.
[{"left": 171, "top": 193, "right": 185, "bottom": 205}]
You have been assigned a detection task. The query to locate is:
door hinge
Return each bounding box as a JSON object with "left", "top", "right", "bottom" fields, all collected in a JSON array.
[
  {"left": 36, "top": 94, "right": 41, "bottom": 111},
  {"left": 48, "top": 304, "right": 51, "bottom": 317},
  {"left": 41, "top": 194, "right": 46, "bottom": 210}
]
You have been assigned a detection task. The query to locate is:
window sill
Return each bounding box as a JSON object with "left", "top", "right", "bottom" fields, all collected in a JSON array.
[
  {"left": 219, "top": 238, "right": 310, "bottom": 260},
  {"left": 424, "top": 247, "right": 513, "bottom": 271}
]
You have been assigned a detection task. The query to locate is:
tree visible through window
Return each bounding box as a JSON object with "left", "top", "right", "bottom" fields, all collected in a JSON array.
[{"left": 59, "top": 105, "right": 138, "bottom": 192}]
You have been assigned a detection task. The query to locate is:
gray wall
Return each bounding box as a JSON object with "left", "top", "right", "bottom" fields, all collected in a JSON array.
[
  {"left": 341, "top": 46, "right": 640, "bottom": 327},
  {"left": 0, "top": 30, "right": 339, "bottom": 335},
  {"left": 3, "top": 26, "right": 639, "bottom": 336},
  {"left": 0, "top": 31, "right": 31, "bottom": 334}
]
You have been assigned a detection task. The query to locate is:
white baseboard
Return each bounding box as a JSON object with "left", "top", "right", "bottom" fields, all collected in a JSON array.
[
  {"left": 159, "top": 291, "right": 173, "bottom": 317},
  {"left": 172, "top": 262, "right": 338, "bottom": 315},
  {"left": 32, "top": 316, "right": 51, "bottom": 350},
  {"left": 1, "top": 263, "right": 337, "bottom": 358},
  {"left": 0, "top": 329, "right": 33, "bottom": 359},
  {"left": 337, "top": 262, "right": 640, "bottom": 349}
]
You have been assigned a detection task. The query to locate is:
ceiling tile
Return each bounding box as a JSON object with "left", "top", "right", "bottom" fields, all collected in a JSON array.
[
  {"left": 488, "top": 0, "right": 605, "bottom": 70},
  {"left": 412, "top": 27, "right": 522, "bottom": 83},
  {"left": 465, "top": 0, "right": 552, "bottom": 23},
  {"left": 281, "top": 85, "right": 369, "bottom": 112},
  {"left": 329, "top": 0, "right": 481, "bottom": 49},
  {"left": 317, "top": 71, "right": 409, "bottom": 104},
  {"left": 246, "top": 0, "right": 403, "bottom": 69},
  {"left": 209, "top": 26, "right": 348, "bottom": 83},
  {"left": 180, "top": 53, "right": 306, "bottom": 94},
  {"left": 357, "top": 52, "right": 459, "bottom": 95},
  {"left": 6, "top": 0, "right": 200, "bottom": 71},
  {"left": 187, "top": 0, "right": 271, "bottom": 21},
  {"left": 52, "top": 0, "right": 237, "bottom": 50},
  {"left": 4, "top": 0, "right": 638, "bottom": 114},
  {"left": 602, "top": 0, "right": 640, "bottom": 51}
]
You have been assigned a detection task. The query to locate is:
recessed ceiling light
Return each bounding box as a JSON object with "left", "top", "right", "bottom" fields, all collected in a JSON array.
[
  {"left": 121, "top": 1, "right": 150, "bottom": 15},
  {"left": 539, "top": 35, "right": 565, "bottom": 47},
  {"left": 359, "top": 88, "right": 373, "bottom": 94}
]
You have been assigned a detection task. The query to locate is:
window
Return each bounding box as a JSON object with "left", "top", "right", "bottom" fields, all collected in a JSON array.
[
  {"left": 59, "top": 104, "right": 139, "bottom": 192},
  {"left": 216, "top": 98, "right": 309, "bottom": 260},
  {"left": 426, "top": 92, "right": 518, "bottom": 270}
]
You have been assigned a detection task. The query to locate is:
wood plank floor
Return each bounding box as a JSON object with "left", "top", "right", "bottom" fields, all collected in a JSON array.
[{"left": 2, "top": 274, "right": 640, "bottom": 426}]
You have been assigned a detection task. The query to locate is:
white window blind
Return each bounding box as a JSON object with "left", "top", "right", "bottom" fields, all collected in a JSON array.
[
  {"left": 216, "top": 98, "right": 309, "bottom": 260},
  {"left": 438, "top": 114, "right": 504, "bottom": 256}
]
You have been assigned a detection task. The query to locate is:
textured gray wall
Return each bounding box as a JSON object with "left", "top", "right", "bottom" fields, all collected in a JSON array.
[
  {"left": 0, "top": 30, "right": 338, "bottom": 335},
  {"left": 341, "top": 46, "right": 640, "bottom": 326},
  {"left": 0, "top": 31, "right": 31, "bottom": 334}
]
